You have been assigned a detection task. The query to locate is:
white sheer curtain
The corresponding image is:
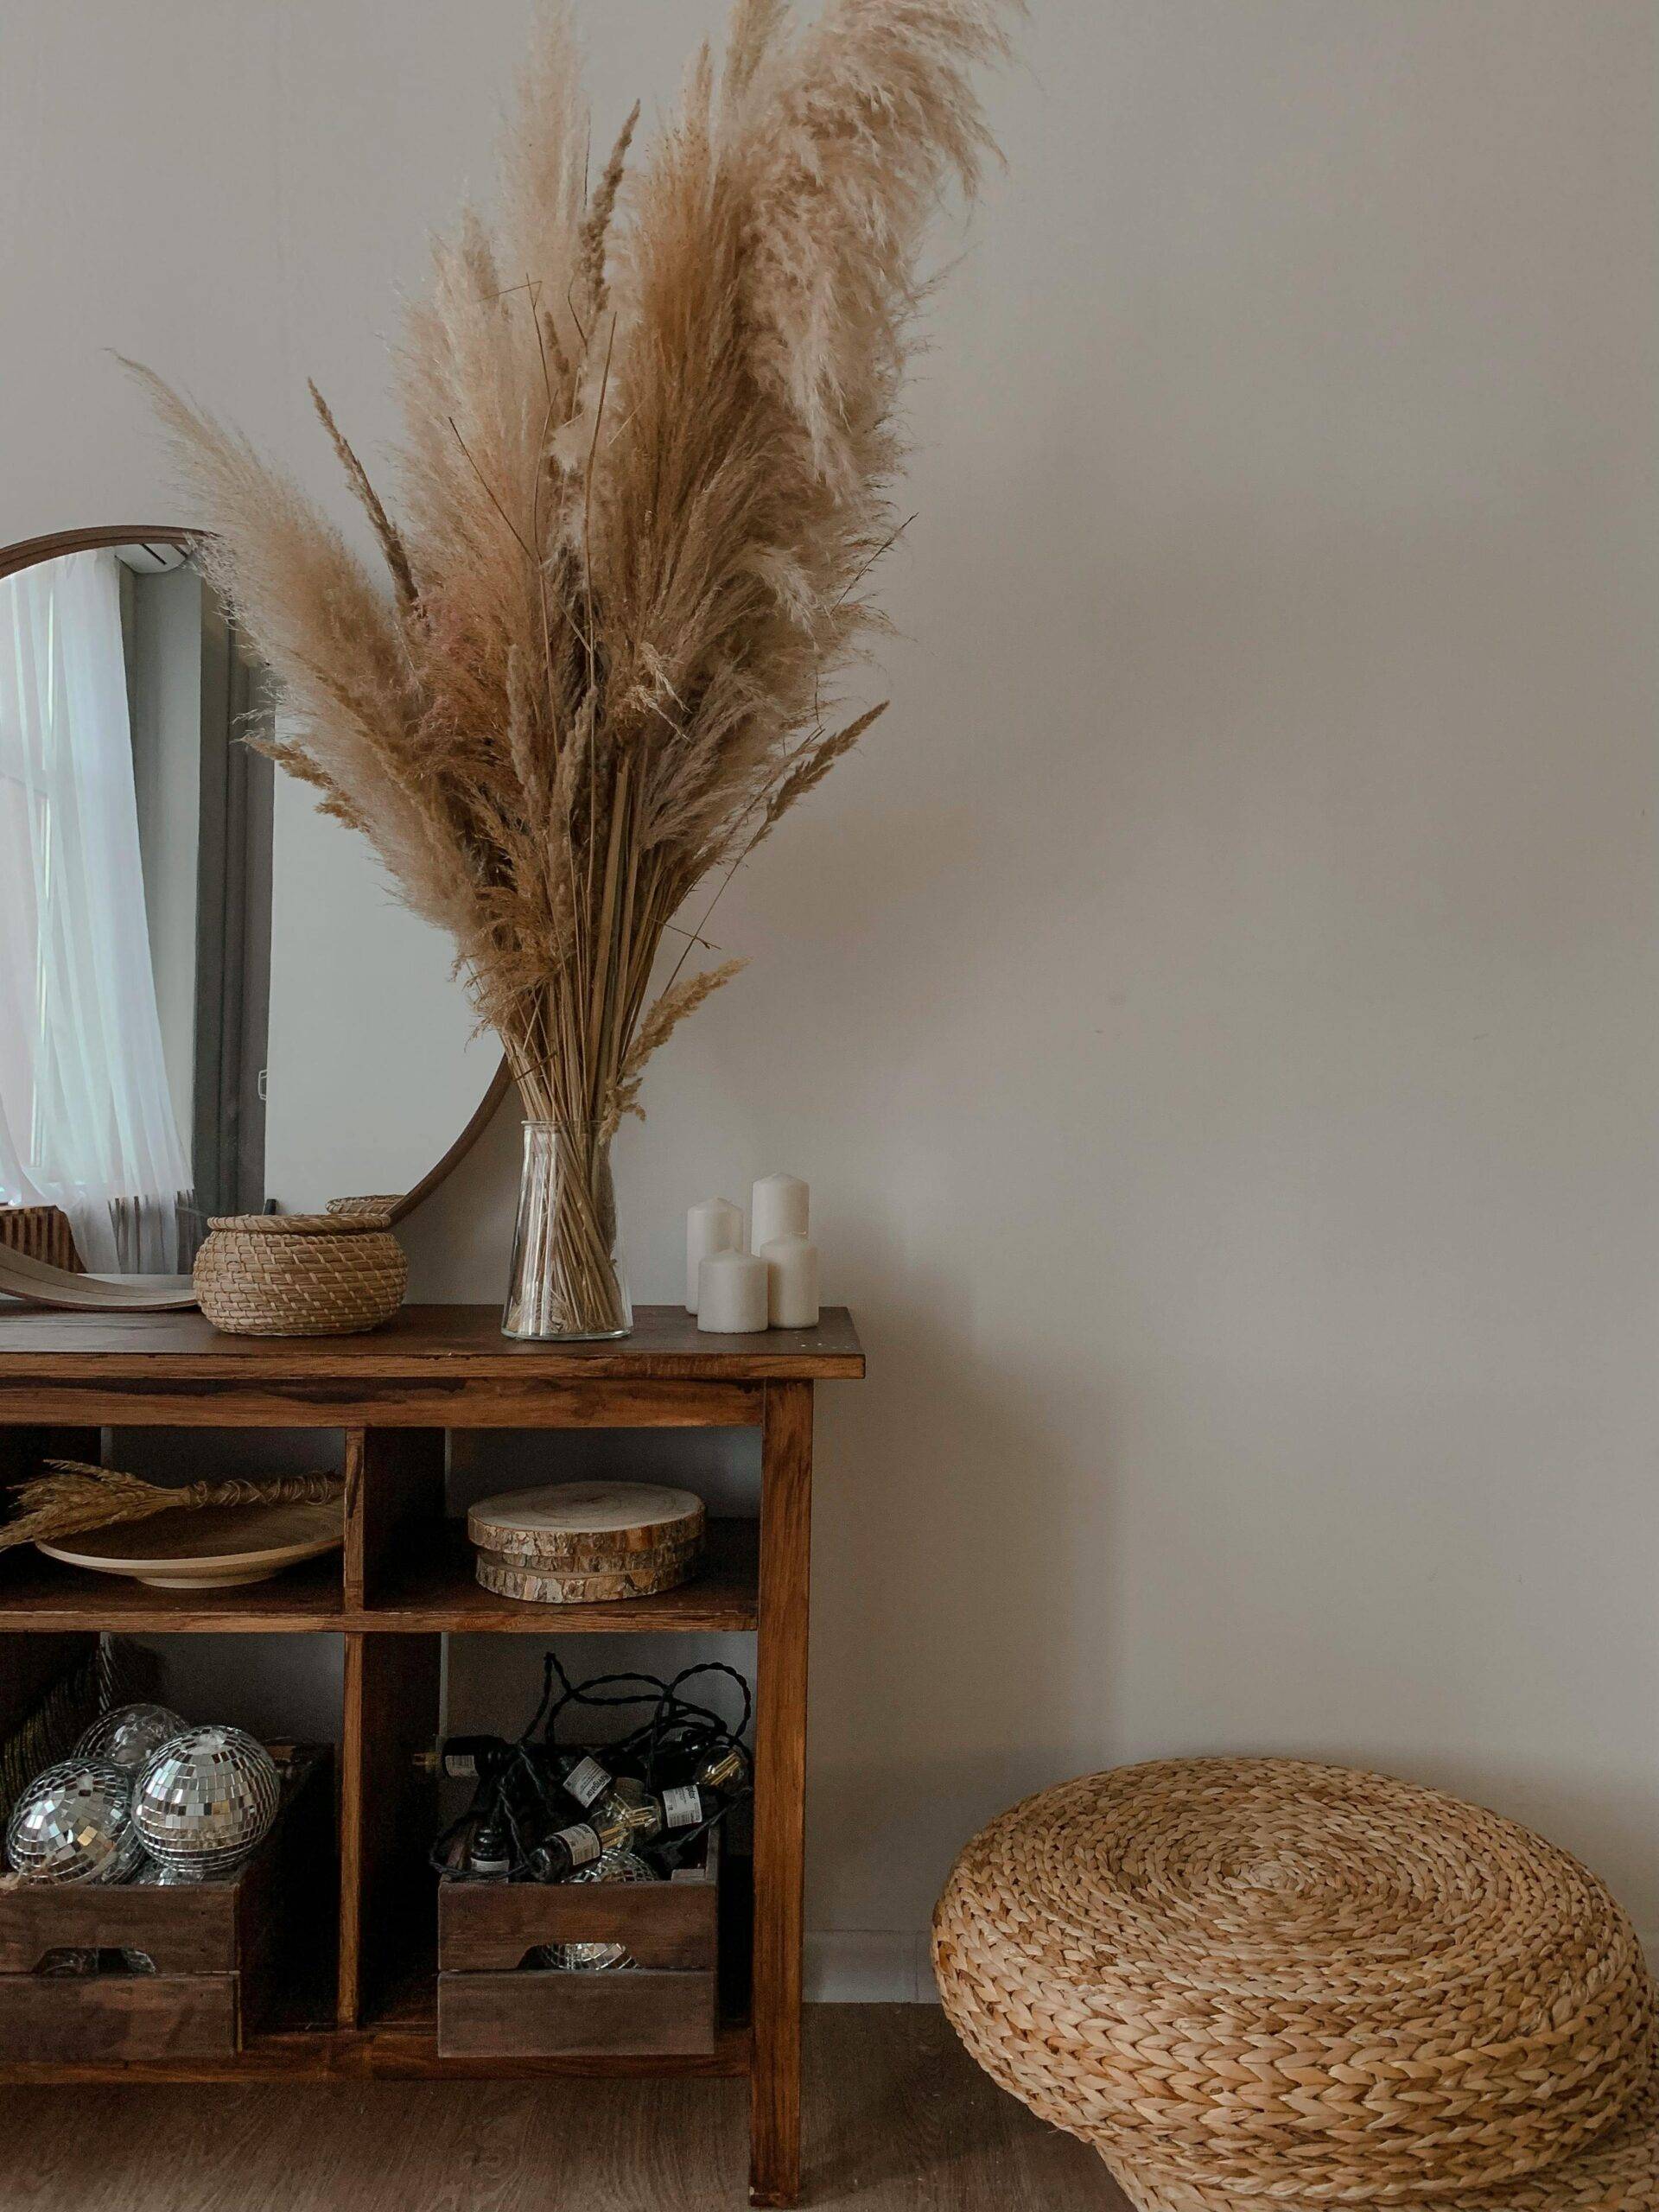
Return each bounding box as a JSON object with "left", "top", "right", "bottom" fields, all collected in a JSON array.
[{"left": 0, "top": 550, "right": 191, "bottom": 1271}]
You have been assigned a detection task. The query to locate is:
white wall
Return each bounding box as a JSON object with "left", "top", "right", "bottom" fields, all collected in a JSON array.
[{"left": 3, "top": 1, "right": 1654, "bottom": 1986}]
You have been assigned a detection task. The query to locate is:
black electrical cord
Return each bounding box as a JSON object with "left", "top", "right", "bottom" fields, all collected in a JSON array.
[
  {"left": 541, "top": 1651, "right": 751, "bottom": 1777},
  {"left": 429, "top": 1651, "right": 753, "bottom": 1881}
]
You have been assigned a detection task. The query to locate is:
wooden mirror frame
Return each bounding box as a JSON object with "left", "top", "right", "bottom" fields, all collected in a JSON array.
[{"left": 0, "top": 524, "right": 510, "bottom": 1235}]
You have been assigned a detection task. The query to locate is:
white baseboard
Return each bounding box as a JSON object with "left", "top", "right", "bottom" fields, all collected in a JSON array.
[{"left": 805, "top": 1929, "right": 941, "bottom": 2003}]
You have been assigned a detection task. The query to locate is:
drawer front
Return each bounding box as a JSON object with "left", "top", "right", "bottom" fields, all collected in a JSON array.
[
  {"left": 437, "top": 1967, "right": 716, "bottom": 2058},
  {"left": 0, "top": 1973, "right": 240, "bottom": 2062},
  {"left": 0, "top": 1886, "right": 241, "bottom": 1975},
  {"left": 438, "top": 1879, "right": 716, "bottom": 1973},
  {"left": 438, "top": 1822, "right": 721, "bottom": 1975}
]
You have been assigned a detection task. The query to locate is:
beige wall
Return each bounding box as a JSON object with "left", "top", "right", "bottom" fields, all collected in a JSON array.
[
  {"left": 3, "top": 1, "right": 1654, "bottom": 1987},
  {"left": 263, "top": 767, "right": 493, "bottom": 1215}
]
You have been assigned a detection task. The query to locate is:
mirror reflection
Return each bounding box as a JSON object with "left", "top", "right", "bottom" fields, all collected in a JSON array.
[{"left": 0, "top": 535, "right": 496, "bottom": 1274}]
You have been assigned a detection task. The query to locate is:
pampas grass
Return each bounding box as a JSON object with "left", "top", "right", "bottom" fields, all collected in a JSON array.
[{"left": 129, "top": 0, "right": 1014, "bottom": 1333}]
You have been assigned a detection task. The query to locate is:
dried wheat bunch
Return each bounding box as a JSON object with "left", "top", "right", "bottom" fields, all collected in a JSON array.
[{"left": 128, "top": 0, "right": 1014, "bottom": 1328}]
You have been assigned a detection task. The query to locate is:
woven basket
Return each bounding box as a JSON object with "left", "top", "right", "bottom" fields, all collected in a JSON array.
[
  {"left": 194, "top": 1214, "right": 407, "bottom": 1338},
  {"left": 325, "top": 1195, "right": 404, "bottom": 1221},
  {"left": 932, "top": 1758, "right": 1658, "bottom": 2211}
]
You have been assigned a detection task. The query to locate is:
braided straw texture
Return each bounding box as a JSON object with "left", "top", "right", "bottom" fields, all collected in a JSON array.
[
  {"left": 1110, "top": 2066, "right": 1659, "bottom": 2211},
  {"left": 325, "top": 1195, "right": 404, "bottom": 1220},
  {"left": 932, "top": 1759, "right": 1656, "bottom": 2208},
  {"left": 194, "top": 1215, "right": 407, "bottom": 1337}
]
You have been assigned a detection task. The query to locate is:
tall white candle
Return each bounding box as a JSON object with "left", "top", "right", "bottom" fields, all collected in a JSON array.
[
  {"left": 751, "top": 1173, "right": 809, "bottom": 1254},
  {"left": 760, "top": 1234, "right": 820, "bottom": 1329},
  {"left": 696, "top": 1249, "right": 769, "bottom": 1334},
  {"left": 685, "top": 1198, "right": 743, "bottom": 1313}
]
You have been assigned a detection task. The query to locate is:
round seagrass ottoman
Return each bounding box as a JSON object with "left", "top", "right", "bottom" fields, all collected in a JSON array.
[{"left": 931, "top": 1759, "right": 1659, "bottom": 2210}]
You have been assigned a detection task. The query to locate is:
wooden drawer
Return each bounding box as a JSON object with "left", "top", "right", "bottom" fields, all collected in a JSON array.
[
  {"left": 0, "top": 1973, "right": 241, "bottom": 2064},
  {"left": 0, "top": 1744, "right": 330, "bottom": 2063},
  {"left": 437, "top": 1823, "right": 719, "bottom": 2058}
]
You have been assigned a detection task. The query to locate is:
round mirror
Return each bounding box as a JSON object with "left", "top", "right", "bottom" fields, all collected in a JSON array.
[{"left": 0, "top": 525, "right": 504, "bottom": 1281}]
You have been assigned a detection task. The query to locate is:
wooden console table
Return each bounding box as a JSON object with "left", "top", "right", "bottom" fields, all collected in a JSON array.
[{"left": 0, "top": 1303, "right": 865, "bottom": 2208}]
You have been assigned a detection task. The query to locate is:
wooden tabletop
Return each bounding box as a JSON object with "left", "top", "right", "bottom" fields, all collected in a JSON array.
[{"left": 0, "top": 1303, "right": 865, "bottom": 1383}]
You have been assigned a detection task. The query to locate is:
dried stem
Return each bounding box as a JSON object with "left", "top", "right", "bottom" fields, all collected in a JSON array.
[{"left": 129, "top": 0, "right": 1015, "bottom": 1331}]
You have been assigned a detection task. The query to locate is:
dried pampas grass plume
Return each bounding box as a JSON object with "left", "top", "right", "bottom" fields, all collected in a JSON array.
[{"left": 128, "top": 0, "right": 1015, "bottom": 1329}]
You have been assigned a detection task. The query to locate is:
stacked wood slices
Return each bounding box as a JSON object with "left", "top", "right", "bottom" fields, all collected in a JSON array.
[{"left": 467, "top": 1481, "right": 705, "bottom": 1603}]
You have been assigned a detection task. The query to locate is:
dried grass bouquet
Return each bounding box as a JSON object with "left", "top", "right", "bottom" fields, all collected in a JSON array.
[{"left": 131, "top": 0, "right": 1014, "bottom": 1337}]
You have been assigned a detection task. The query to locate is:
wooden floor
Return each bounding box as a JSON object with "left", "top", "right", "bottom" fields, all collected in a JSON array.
[{"left": 0, "top": 2005, "right": 1124, "bottom": 2209}]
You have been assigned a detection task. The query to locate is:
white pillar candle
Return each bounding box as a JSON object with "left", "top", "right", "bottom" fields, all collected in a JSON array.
[
  {"left": 751, "top": 1173, "right": 809, "bottom": 1254},
  {"left": 760, "top": 1234, "right": 820, "bottom": 1329},
  {"left": 696, "top": 1249, "right": 769, "bottom": 1334},
  {"left": 686, "top": 1198, "right": 743, "bottom": 1313}
]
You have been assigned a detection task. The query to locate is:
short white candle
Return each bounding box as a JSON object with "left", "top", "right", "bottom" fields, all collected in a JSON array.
[
  {"left": 760, "top": 1234, "right": 820, "bottom": 1329},
  {"left": 685, "top": 1198, "right": 743, "bottom": 1313},
  {"left": 696, "top": 1249, "right": 769, "bottom": 1334},
  {"left": 751, "top": 1173, "right": 809, "bottom": 1254}
]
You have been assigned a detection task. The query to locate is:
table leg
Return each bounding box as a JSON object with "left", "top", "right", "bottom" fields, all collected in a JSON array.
[{"left": 749, "top": 1379, "right": 814, "bottom": 2207}]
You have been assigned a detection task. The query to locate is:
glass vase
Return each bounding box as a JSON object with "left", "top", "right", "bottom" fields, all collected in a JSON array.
[{"left": 502, "top": 1122, "right": 632, "bottom": 1341}]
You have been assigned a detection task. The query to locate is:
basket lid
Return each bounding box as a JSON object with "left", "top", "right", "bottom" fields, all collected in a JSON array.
[
  {"left": 326, "top": 1195, "right": 403, "bottom": 1220},
  {"left": 205, "top": 1214, "right": 393, "bottom": 1237}
]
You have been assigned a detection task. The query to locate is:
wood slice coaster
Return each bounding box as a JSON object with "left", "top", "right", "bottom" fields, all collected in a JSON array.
[
  {"left": 467, "top": 1482, "right": 705, "bottom": 1566},
  {"left": 474, "top": 1547, "right": 701, "bottom": 1605},
  {"left": 475, "top": 1531, "right": 705, "bottom": 1578}
]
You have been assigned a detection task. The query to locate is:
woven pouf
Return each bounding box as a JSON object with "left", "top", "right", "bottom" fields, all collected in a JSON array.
[{"left": 932, "top": 1758, "right": 1658, "bottom": 2210}]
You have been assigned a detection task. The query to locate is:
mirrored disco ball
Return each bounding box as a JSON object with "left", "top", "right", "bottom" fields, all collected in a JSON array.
[
  {"left": 5, "top": 1759, "right": 145, "bottom": 1885},
  {"left": 135, "top": 1726, "right": 280, "bottom": 1878},
  {"left": 76, "top": 1702, "right": 187, "bottom": 1774},
  {"left": 537, "top": 1848, "right": 653, "bottom": 1972}
]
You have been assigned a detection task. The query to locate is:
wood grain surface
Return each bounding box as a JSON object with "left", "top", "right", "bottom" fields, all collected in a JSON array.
[
  {"left": 0, "top": 1309, "right": 862, "bottom": 1380},
  {"left": 0, "top": 1550, "right": 346, "bottom": 1633},
  {"left": 436, "top": 1967, "right": 718, "bottom": 2062},
  {"left": 339, "top": 1633, "right": 439, "bottom": 2029},
  {"left": 467, "top": 1478, "right": 706, "bottom": 1558},
  {"left": 438, "top": 1849, "right": 716, "bottom": 1973},
  {"left": 0, "top": 1974, "right": 241, "bottom": 2066},
  {"left": 0, "top": 2005, "right": 1117, "bottom": 2209},
  {"left": 472, "top": 1552, "right": 699, "bottom": 1604},
  {"left": 751, "top": 1381, "right": 815, "bottom": 2207},
  {"left": 0, "top": 1371, "right": 767, "bottom": 1431}
]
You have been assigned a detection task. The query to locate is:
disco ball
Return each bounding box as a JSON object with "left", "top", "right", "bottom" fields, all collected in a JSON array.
[
  {"left": 537, "top": 1848, "right": 653, "bottom": 1972},
  {"left": 76, "top": 1702, "right": 187, "bottom": 1774},
  {"left": 135, "top": 1726, "right": 280, "bottom": 1878},
  {"left": 6, "top": 1759, "right": 145, "bottom": 1885}
]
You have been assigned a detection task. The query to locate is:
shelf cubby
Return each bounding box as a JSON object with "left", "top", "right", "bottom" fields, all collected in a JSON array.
[{"left": 365, "top": 1515, "right": 760, "bottom": 1634}]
